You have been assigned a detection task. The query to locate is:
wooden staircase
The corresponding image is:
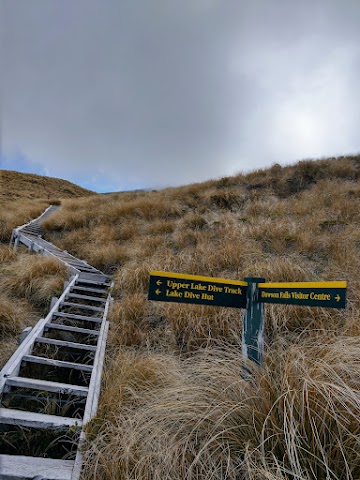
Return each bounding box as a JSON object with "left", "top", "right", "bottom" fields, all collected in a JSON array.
[{"left": 1, "top": 207, "right": 112, "bottom": 480}]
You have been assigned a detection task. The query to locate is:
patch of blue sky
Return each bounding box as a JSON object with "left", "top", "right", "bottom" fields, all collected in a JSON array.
[
  {"left": 0, "top": 151, "right": 49, "bottom": 176},
  {"left": 71, "top": 173, "right": 146, "bottom": 193},
  {"left": 0, "top": 151, "right": 145, "bottom": 193}
]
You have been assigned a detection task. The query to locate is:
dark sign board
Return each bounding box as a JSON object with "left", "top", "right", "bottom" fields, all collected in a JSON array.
[
  {"left": 148, "top": 271, "right": 248, "bottom": 308},
  {"left": 258, "top": 281, "right": 347, "bottom": 308}
]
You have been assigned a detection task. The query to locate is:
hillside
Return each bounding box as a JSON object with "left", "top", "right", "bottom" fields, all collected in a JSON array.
[
  {"left": 0, "top": 170, "right": 94, "bottom": 199},
  {"left": 1, "top": 155, "right": 360, "bottom": 479},
  {"left": 0, "top": 170, "right": 95, "bottom": 242},
  {"left": 0, "top": 170, "right": 94, "bottom": 366}
]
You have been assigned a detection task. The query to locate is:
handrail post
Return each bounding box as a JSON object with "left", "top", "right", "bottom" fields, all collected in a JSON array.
[{"left": 242, "top": 277, "right": 265, "bottom": 367}]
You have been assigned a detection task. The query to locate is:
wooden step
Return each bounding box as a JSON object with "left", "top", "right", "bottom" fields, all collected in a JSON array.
[
  {"left": 52, "top": 253, "right": 76, "bottom": 258},
  {"left": 72, "top": 286, "right": 108, "bottom": 295},
  {"left": 67, "top": 293, "right": 107, "bottom": 303},
  {"left": 76, "top": 278, "right": 111, "bottom": 287},
  {"left": 45, "top": 323, "right": 100, "bottom": 337},
  {"left": 58, "top": 258, "right": 88, "bottom": 264},
  {"left": 23, "top": 230, "right": 41, "bottom": 234},
  {"left": 5, "top": 377, "right": 88, "bottom": 397},
  {"left": 0, "top": 407, "right": 82, "bottom": 429},
  {"left": 0, "top": 455, "right": 74, "bottom": 480},
  {"left": 60, "top": 259, "right": 88, "bottom": 266},
  {"left": 76, "top": 267, "right": 100, "bottom": 273},
  {"left": 61, "top": 302, "right": 104, "bottom": 312},
  {"left": 52, "top": 312, "right": 103, "bottom": 323},
  {"left": 21, "top": 232, "right": 38, "bottom": 237},
  {"left": 22, "top": 355, "right": 93, "bottom": 372},
  {"left": 35, "top": 336, "right": 97, "bottom": 351}
]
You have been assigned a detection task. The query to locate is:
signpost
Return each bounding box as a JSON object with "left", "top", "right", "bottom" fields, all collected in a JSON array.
[
  {"left": 258, "top": 281, "right": 346, "bottom": 309},
  {"left": 148, "top": 271, "right": 248, "bottom": 309},
  {"left": 148, "top": 271, "right": 347, "bottom": 367}
]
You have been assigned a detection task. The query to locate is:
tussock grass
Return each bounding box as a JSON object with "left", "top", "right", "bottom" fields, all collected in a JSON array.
[
  {"left": 0, "top": 170, "right": 93, "bottom": 199},
  {"left": 0, "top": 288, "right": 40, "bottom": 368},
  {"left": 2, "top": 155, "right": 360, "bottom": 478},
  {"left": 0, "top": 170, "right": 95, "bottom": 242},
  {"left": 0, "top": 198, "right": 49, "bottom": 242},
  {"left": 0, "top": 294, "right": 33, "bottom": 340},
  {"left": 0, "top": 253, "right": 68, "bottom": 308},
  {"left": 84, "top": 338, "right": 360, "bottom": 480}
]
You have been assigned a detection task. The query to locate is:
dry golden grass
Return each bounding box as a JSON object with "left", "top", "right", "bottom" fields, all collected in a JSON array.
[
  {"left": 0, "top": 294, "right": 34, "bottom": 340},
  {"left": 84, "top": 338, "right": 360, "bottom": 480},
  {"left": 0, "top": 251, "right": 43, "bottom": 368},
  {"left": 0, "top": 170, "right": 95, "bottom": 243},
  {"left": 0, "top": 170, "right": 94, "bottom": 200},
  {"left": 0, "top": 198, "right": 50, "bottom": 242},
  {"left": 2, "top": 155, "right": 360, "bottom": 478},
  {"left": 0, "top": 253, "right": 68, "bottom": 308},
  {"left": 0, "top": 246, "right": 69, "bottom": 367}
]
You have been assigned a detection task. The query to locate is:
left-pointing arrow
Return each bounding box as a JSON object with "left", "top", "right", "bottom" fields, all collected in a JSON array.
[
  {"left": 155, "top": 289, "right": 161, "bottom": 295},
  {"left": 156, "top": 280, "right": 162, "bottom": 286}
]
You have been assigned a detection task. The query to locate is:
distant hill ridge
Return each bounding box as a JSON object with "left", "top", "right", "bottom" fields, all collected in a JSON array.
[{"left": 0, "top": 170, "right": 95, "bottom": 199}]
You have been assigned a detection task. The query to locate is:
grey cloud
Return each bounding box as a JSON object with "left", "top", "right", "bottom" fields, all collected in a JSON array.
[{"left": 2, "top": 0, "right": 360, "bottom": 190}]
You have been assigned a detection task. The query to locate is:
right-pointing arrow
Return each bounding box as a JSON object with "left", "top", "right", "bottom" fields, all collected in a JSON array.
[{"left": 335, "top": 294, "right": 341, "bottom": 302}]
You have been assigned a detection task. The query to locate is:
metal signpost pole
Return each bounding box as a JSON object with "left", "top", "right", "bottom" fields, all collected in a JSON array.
[{"left": 242, "top": 277, "right": 265, "bottom": 367}]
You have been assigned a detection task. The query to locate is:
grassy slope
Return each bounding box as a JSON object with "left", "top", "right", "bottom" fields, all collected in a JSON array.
[
  {"left": 0, "top": 170, "right": 95, "bottom": 242},
  {"left": 0, "top": 171, "right": 93, "bottom": 367},
  {"left": 39, "top": 155, "right": 360, "bottom": 479},
  {"left": 0, "top": 170, "right": 94, "bottom": 199},
  {"left": 1, "top": 157, "right": 359, "bottom": 478}
]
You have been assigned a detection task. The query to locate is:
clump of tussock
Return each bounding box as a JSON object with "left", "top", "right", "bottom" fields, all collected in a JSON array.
[
  {"left": 204, "top": 188, "right": 247, "bottom": 210},
  {"left": 0, "top": 294, "right": 39, "bottom": 368},
  {"left": 0, "top": 338, "right": 18, "bottom": 370},
  {"left": 179, "top": 212, "right": 208, "bottom": 231},
  {"left": 108, "top": 296, "right": 149, "bottom": 347},
  {"left": 164, "top": 303, "right": 241, "bottom": 352},
  {"left": 0, "top": 198, "right": 49, "bottom": 242},
  {"left": 0, "top": 294, "right": 32, "bottom": 340},
  {"left": 0, "top": 254, "right": 68, "bottom": 308},
  {"left": 112, "top": 261, "right": 152, "bottom": 297},
  {"left": 109, "top": 296, "right": 175, "bottom": 350},
  {"left": 0, "top": 245, "right": 17, "bottom": 263},
  {"left": 83, "top": 338, "right": 360, "bottom": 480},
  {"left": 81, "top": 242, "right": 129, "bottom": 273}
]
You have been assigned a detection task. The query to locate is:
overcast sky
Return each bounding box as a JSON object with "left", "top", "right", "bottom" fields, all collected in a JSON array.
[{"left": 1, "top": 0, "right": 359, "bottom": 192}]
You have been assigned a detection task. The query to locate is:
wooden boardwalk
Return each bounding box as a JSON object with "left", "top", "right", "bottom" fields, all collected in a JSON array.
[{"left": 1, "top": 207, "right": 112, "bottom": 480}]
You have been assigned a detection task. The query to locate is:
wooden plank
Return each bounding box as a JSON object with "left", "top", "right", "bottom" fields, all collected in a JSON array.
[
  {"left": 35, "top": 337, "right": 97, "bottom": 351},
  {"left": 0, "top": 454, "right": 74, "bottom": 480},
  {"left": 67, "top": 293, "right": 107, "bottom": 303},
  {"left": 87, "top": 321, "right": 109, "bottom": 421},
  {"left": 89, "top": 294, "right": 112, "bottom": 418},
  {"left": 0, "top": 408, "right": 82, "bottom": 429},
  {"left": 6, "top": 377, "right": 88, "bottom": 397},
  {"left": 71, "top": 286, "right": 108, "bottom": 295},
  {"left": 76, "top": 269, "right": 100, "bottom": 275},
  {"left": 83, "top": 293, "right": 112, "bottom": 425},
  {"left": 60, "top": 302, "right": 104, "bottom": 312},
  {"left": 45, "top": 323, "right": 100, "bottom": 336},
  {"left": 57, "top": 259, "right": 86, "bottom": 265},
  {"left": 52, "top": 312, "right": 103, "bottom": 323},
  {"left": 76, "top": 278, "right": 111, "bottom": 287},
  {"left": 22, "top": 355, "right": 93, "bottom": 372},
  {"left": 71, "top": 315, "right": 110, "bottom": 480}
]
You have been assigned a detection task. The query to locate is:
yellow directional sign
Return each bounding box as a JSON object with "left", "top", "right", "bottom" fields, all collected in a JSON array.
[
  {"left": 148, "top": 271, "right": 248, "bottom": 308},
  {"left": 258, "top": 281, "right": 347, "bottom": 308}
]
